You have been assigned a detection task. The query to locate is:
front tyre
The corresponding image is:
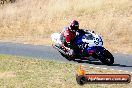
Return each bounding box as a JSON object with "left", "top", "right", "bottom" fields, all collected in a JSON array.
[{"left": 99, "top": 50, "right": 114, "bottom": 65}]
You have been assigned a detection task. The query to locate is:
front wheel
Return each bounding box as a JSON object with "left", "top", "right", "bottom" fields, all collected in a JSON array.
[{"left": 99, "top": 50, "right": 114, "bottom": 65}]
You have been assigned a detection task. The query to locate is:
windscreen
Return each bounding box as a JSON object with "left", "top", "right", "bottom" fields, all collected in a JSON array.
[{"left": 84, "top": 32, "right": 94, "bottom": 40}]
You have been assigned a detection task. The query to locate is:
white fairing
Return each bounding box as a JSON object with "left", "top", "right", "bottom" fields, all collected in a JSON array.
[
  {"left": 82, "top": 31, "right": 103, "bottom": 47},
  {"left": 51, "top": 33, "right": 62, "bottom": 44}
]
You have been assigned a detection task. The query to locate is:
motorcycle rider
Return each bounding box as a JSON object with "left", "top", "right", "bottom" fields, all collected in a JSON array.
[{"left": 60, "top": 20, "right": 85, "bottom": 57}]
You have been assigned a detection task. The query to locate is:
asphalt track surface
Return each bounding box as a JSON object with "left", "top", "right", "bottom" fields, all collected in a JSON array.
[{"left": 0, "top": 42, "right": 132, "bottom": 72}]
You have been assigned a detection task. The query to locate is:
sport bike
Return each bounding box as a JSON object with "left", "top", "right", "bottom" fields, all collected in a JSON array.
[{"left": 51, "top": 30, "right": 114, "bottom": 65}]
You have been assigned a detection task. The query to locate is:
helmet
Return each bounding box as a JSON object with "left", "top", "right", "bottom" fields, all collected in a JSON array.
[{"left": 69, "top": 20, "right": 79, "bottom": 32}]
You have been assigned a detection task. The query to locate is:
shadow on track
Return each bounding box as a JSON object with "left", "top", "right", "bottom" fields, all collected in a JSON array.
[
  {"left": 74, "top": 60, "right": 132, "bottom": 68},
  {"left": 111, "top": 64, "right": 132, "bottom": 67}
]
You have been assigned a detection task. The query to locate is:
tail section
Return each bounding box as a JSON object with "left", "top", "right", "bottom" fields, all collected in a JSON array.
[{"left": 51, "top": 33, "right": 62, "bottom": 44}]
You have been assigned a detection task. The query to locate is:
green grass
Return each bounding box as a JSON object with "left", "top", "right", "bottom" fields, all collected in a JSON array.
[{"left": 0, "top": 54, "right": 131, "bottom": 88}]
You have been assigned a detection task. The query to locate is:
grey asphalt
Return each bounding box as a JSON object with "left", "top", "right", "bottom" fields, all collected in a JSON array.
[{"left": 0, "top": 42, "right": 132, "bottom": 72}]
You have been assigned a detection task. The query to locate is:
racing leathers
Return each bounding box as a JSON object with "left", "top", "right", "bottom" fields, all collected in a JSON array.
[
  {"left": 61, "top": 27, "right": 76, "bottom": 47},
  {"left": 60, "top": 27, "right": 85, "bottom": 57}
]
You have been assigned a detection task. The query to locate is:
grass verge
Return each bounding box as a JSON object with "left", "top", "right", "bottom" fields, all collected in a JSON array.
[{"left": 0, "top": 54, "right": 131, "bottom": 88}]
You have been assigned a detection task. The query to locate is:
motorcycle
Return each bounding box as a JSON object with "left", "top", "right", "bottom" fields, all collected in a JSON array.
[{"left": 51, "top": 30, "right": 114, "bottom": 65}]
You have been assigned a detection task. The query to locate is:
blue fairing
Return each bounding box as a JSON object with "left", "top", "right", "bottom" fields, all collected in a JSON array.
[
  {"left": 75, "top": 34, "right": 105, "bottom": 54},
  {"left": 84, "top": 46, "right": 105, "bottom": 53},
  {"left": 75, "top": 34, "right": 105, "bottom": 53},
  {"left": 74, "top": 34, "right": 84, "bottom": 45},
  {"left": 75, "top": 32, "right": 94, "bottom": 45}
]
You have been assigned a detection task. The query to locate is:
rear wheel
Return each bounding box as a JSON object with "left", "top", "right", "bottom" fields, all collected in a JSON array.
[{"left": 99, "top": 50, "right": 114, "bottom": 65}]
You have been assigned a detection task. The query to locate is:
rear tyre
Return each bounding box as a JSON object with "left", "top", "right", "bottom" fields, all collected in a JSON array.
[{"left": 99, "top": 50, "right": 114, "bottom": 65}]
